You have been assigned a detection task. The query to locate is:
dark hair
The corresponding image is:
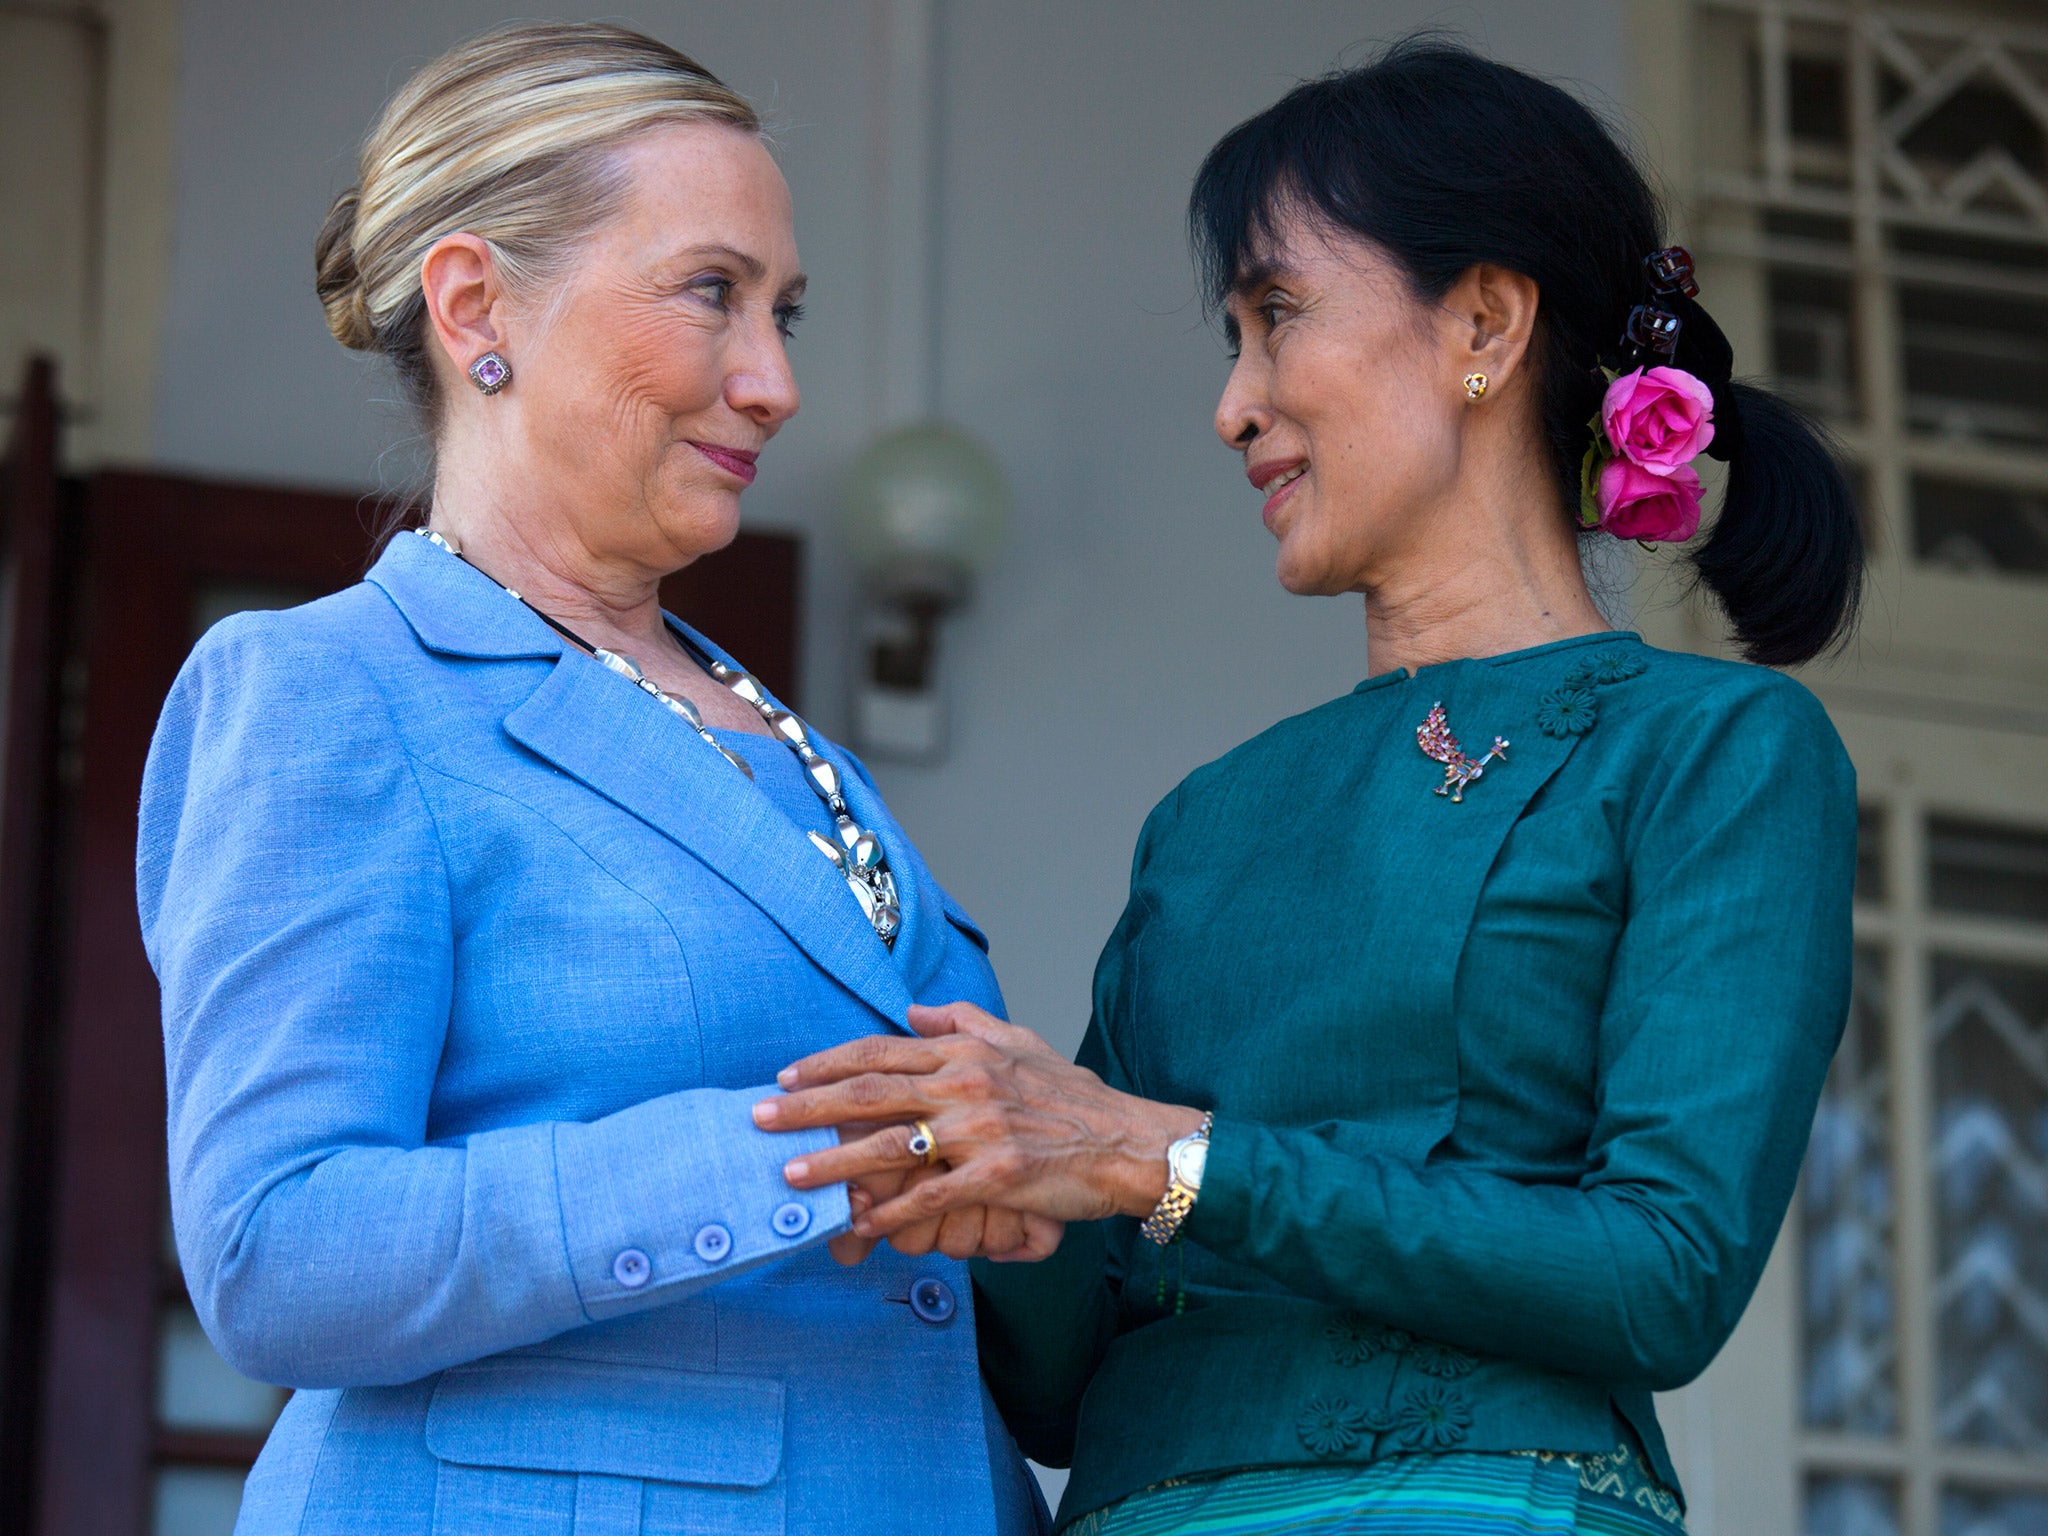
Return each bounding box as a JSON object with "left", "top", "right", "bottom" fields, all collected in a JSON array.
[{"left": 1188, "top": 38, "right": 1862, "bottom": 666}]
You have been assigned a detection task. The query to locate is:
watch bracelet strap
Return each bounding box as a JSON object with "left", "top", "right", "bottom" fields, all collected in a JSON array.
[{"left": 1140, "top": 1111, "right": 1213, "bottom": 1246}]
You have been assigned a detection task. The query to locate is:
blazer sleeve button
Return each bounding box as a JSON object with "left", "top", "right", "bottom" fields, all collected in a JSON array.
[
  {"left": 908, "top": 1277, "right": 956, "bottom": 1324},
  {"left": 772, "top": 1202, "right": 811, "bottom": 1238},
  {"left": 694, "top": 1223, "right": 734, "bottom": 1263},
  {"left": 612, "top": 1248, "right": 651, "bottom": 1288}
]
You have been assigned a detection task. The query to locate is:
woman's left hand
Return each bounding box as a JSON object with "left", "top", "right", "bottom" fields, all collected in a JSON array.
[
  {"left": 754, "top": 1002, "right": 1205, "bottom": 1240},
  {"left": 828, "top": 1166, "right": 1063, "bottom": 1265}
]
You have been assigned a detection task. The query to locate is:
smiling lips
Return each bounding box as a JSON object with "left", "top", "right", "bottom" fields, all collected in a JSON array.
[
  {"left": 1247, "top": 458, "right": 1308, "bottom": 525},
  {"left": 688, "top": 440, "right": 760, "bottom": 485}
]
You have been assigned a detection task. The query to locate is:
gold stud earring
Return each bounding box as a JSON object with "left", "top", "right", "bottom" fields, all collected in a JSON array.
[{"left": 1463, "top": 372, "right": 1489, "bottom": 401}]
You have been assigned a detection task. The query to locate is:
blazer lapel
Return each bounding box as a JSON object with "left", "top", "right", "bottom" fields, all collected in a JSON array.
[
  {"left": 503, "top": 652, "right": 917, "bottom": 1032},
  {"left": 827, "top": 763, "right": 945, "bottom": 999},
  {"left": 371, "top": 531, "right": 915, "bottom": 1031},
  {"left": 367, "top": 528, "right": 565, "bottom": 661},
  {"left": 662, "top": 617, "right": 940, "bottom": 1016}
]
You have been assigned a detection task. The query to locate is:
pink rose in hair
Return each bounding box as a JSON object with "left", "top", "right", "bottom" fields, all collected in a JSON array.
[
  {"left": 1602, "top": 366, "right": 1715, "bottom": 475},
  {"left": 1597, "top": 456, "right": 1703, "bottom": 543}
]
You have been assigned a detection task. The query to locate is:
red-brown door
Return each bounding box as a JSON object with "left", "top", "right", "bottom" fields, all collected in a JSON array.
[
  {"left": 35, "top": 473, "right": 376, "bottom": 1536},
  {"left": 30, "top": 472, "right": 798, "bottom": 1535}
]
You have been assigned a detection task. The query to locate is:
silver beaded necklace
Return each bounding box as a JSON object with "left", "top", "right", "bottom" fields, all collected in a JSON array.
[{"left": 418, "top": 528, "right": 902, "bottom": 946}]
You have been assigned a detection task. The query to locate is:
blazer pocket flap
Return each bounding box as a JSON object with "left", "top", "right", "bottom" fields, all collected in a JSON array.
[{"left": 426, "top": 1355, "right": 784, "bottom": 1487}]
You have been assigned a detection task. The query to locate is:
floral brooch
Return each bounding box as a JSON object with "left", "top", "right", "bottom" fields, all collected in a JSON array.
[{"left": 1419, "top": 648, "right": 1644, "bottom": 796}]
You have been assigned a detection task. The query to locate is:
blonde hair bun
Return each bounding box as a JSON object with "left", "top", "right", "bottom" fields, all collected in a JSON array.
[{"left": 314, "top": 186, "right": 377, "bottom": 351}]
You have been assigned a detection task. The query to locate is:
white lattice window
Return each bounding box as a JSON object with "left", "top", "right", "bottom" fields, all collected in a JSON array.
[
  {"left": 1790, "top": 789, "right": 2048, "bottom": 1536},
  {"left": 1687, "top": 1, "right": 2048, "bottom": 709},
  {"left": 1658, "top": 7, "right": 2048, "bottom": 1536}
]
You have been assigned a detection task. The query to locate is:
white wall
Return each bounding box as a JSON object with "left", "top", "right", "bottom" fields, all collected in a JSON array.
[{"left": 154, "top": 0, "right": 1626, "bottom": 1057}]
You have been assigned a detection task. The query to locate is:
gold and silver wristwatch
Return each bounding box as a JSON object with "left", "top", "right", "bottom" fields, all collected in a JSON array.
[{"left": 1140, "top": 1112, "right": 1213, "bottom": 1245}]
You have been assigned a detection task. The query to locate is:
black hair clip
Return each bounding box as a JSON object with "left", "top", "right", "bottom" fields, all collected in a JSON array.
[
  {"left": 1625, "top": 304, "right": 1682, "bottom": 358},
  {"left": 1643, "top": 246, "right": 1700, "bottom": 299}
]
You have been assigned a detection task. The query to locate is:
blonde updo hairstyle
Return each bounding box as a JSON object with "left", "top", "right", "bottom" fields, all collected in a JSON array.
[{"left": 315, "top": 22, "right": 760, "bottom": 429}]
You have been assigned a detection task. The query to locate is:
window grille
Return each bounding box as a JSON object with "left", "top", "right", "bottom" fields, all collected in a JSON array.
[
  {"left": 1691, "top": 13, "right": 2048, "bottom": 1530},
  {"left": 1699, "top": 1, "right": 2048, "bottom": 584}
]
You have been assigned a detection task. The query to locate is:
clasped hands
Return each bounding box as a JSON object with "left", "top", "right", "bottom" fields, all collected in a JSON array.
[{"left": 752, "top": 1001, "right": 1206, "bottom": 1267}]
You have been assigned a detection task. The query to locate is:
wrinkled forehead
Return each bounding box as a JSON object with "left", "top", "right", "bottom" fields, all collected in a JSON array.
[
  {"left": 609, "top": 124, "right": 797, "bottom": 251},
  {"left": 598, "top": 123, "right": 802, "bottom": 282}
]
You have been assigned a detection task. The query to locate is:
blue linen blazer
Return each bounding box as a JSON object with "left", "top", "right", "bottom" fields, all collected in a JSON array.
[{"left": 138, "top": 530, "right": 1045, "bottom": 1536}]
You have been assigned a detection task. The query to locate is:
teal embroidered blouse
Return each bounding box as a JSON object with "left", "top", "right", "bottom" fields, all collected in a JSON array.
[{"left": 972, "top": 633, "right": 1856, "bottom": 1531}]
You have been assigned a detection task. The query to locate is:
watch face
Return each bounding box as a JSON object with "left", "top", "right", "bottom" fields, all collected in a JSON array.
[{"left": 1171, "top": 1137, "right": 1208, "bottom": 1190}]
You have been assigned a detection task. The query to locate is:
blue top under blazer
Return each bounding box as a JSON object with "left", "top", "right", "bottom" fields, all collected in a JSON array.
[{"left": 138, "top": 530, "right": 1046, "bottom": 1536}]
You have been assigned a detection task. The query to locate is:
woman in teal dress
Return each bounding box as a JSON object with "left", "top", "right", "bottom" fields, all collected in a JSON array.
[{"left": 755, "top": 40, "right": 1864, "bottom": 1534}]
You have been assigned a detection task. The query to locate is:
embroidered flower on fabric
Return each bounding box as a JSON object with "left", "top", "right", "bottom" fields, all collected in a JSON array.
[
  {"left": 1537, "top": 687, "right": 1598, "bottom": 738},
  {"left": 1377, "top": 1327, "right": 1414, "bottom": 1353},
  {"left": 1585, "top": 650, "right": 1646, "bottom": 686},
  {"left": 1324, "top": 1313, "right": 1386, "bottom": 1367},
  {"left": 1295, "top": 1396, "right": 1371, "bottom": 1457},
  {"left": 1407, "top": 1340, "right": 1479, "bottom": 1380},
  {"left": 1396, "top": 1383, "right": 1473, "bottom": 1450},
  {"left": 1566, "top": 649, "right": 1648, "bottom": 690}
]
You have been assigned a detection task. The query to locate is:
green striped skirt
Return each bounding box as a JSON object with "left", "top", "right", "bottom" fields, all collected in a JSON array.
[{"left": 1065, "top": 1444, "right": 1686, "bottom": 1535}]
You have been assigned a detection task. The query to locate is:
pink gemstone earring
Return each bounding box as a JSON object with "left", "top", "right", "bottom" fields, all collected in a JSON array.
[{"left": 468, "top": 351, "right": 512, "bottom": 395}]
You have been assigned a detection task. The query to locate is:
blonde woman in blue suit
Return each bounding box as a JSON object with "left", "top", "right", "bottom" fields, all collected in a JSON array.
[{"left": 138, "top": 24, "right": 1053, "bottom": 1536}]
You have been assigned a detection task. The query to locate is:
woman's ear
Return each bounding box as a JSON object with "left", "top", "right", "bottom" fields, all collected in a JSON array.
[
  {"left": 419, "top": 232, "right": 506, "bottom": 379},
  {"left": 1442, "top": 263, "right": 1540, "bottom": 388}
]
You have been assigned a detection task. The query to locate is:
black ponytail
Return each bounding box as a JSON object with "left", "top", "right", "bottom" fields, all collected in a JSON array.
[
  {"left": 1693, "top": 383, "right": 1863, "bottom": 666},
  {"left": 1188, "top": 37, "right": 1863, "bottom": 666}
]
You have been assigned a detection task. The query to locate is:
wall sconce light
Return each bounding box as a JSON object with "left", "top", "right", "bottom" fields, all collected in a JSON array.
[{"left": 842, "top": 421, "right": 1008, "bottom": 762}]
